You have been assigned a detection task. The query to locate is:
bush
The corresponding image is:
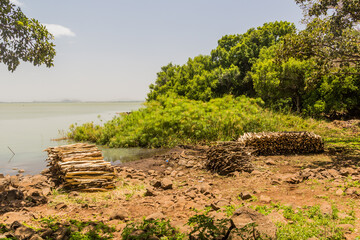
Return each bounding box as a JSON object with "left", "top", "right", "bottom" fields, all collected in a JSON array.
[{"left": 68, "top": 95, "right": 319, "bottom": 148}]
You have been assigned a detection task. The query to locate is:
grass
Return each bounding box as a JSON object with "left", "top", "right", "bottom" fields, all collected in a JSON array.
[
  {"left": 67, "top": 95, "right": 359, "bottom": 151},
  {"left": 49, "top": 180, "right": 145, "bottom": 208}
]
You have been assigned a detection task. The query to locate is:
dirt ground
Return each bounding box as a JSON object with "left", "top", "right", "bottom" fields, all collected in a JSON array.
[{"left": 1, "top": 145, "right": 360, "bottom": 239}]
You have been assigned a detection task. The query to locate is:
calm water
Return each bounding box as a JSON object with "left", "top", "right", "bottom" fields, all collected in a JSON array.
[{"left": 0, "top": 102, "right": 162, "bottom": 175}]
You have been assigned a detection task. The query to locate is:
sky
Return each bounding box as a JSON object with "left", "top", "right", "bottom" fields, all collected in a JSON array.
[{"left": 1, "top": 0, "right": 304, "bottom": 102}]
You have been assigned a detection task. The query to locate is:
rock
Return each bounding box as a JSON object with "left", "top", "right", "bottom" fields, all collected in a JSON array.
[
  {"left": 270, "top": 180, "right": 281, "bottom": 185},
  {"left": 198, "top": 183, "right": 211, "bottom": 195},
  {"left": 265, "top": 160, "right": 276, "bottom": 165},
  {"left": 337, "top": 224, "right": 354, "bottom": 233},
  {"left": 40, "top": 229, "right": 53, "bottom": 239},
  {"left": 170, "top": 171, "right": 178, "bottom": 177},
  {"left": 110, "top": 210, "right": 128, "bottom": 221},
  {"left": 229, "top": 207, "right": 277, "bottom": 239},
  {"left": 10, "top": 176, "right": 19, "bottom": 187},
  {"left": 68, "top": 192, "right": 79, "bottom": 197},
  {"left": 285, "top": 174, "right": 303, "bottom": 184},
  {"left": 29, "top": 234, "right": 44, "bottom": 240},
  {"left": 160, "top": 178, "right": 173, "bottom": 190},
  {"left": 18, "top": 169, "right": 25, "bottom": 173},
  {"left": 144, "top": 187, "right": 157, "bottom": 197},
  {"left": 14, "top": 226, "right": 35, "bottom": 240},
  {"left": 335, "top": 188, "right": 344, "bottom": 196},
  {"left": 267, "top": 211, "right": 287, "bottom": 224},
  {"left": 229, "top": 171, "right": 241, "bottom": 177},
  {"left": 340, "top": 167, "right": 355, "bottom": 176},
  {"left": 252, "top": 170, "right": 262, "bottom": 175},
  {"left": 146, "top": 212, "right": 166, "bottom": 221},
  {"left": 0, "top": 174, "right": 4, "bottom": 178},
  {"left": 338, "top": 212, "right": 352, "bottom": 219},
  {"left": 53, "top": 227, "right": 70, "bottom": 240},
  {"left": 11, "top": 221, "right": 23, "bottom": 230},
  {"left": 320, "top": 203, "right": 333, "bottom": 215},
  {"left": 42, "top": 187, "right": 52, "bottom": 197},
  {"left": 259, "top": 195, "right": 271, "bottom": 204},
  {"left": 0, "top": 178, "right": 9, "bottom": 191},
  {"left": 185, "top": 189, "right": 197, "bottom": 199},
  {"left": 327, "top": 169, "right": 340, "bottom": 178},
  {"left": 239, "top": 192, "right": 252, "bottom": 200},
  {"left": 129, "top": 229, "right": 146, "bottom": 238},
  {"left": 177, "top": 171, "right": 185, "bottom": 177},
  {"left": 344, "top": 187, "right": 357, "bottom": 195},
  {"left": 210, "top": 199, "right": 231, "bottom": 211},
  {"left": 150, "top": 180, "right": 162, "bottom": 188},
  {"left": 319, "top": 170, "right": 332, "bottom": 179},
  {"left": 27, "top": 191, "right": 47, "bottom": 204},
  {"left": 55, "top": 203, "right": 67, "bottom": 210},
  {"left": 3, "top": 189, "right": 24, "bottom": 202},
  {"left": 185, "top": 160, "right": 195, "bottom": 168}
]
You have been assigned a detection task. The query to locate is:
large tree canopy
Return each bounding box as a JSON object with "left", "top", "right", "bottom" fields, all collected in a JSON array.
[
  {"left": 147, "top": 21, "right": 295, "bottom": 101},
  {"left": 279, "top": 0, "right": 360, "bottom": 69},
  {"left": 0, "top": 0, "right": 55, "bottom": 71}
]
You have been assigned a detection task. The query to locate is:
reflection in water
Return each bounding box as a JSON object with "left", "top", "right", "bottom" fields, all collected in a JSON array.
[{"left": 99, "top": 146, "right": 168, "bottom": 164}]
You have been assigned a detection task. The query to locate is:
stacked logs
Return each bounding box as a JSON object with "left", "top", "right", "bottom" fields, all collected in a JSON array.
[
  {"left": 238, "top": 131, "right": 324, "bottom": 155},
  {"left": 44, "top": 143, "right": 115, "bottom": 191},
  {"left": 206, "top": 142, "right": 254, "bottom": 175}
]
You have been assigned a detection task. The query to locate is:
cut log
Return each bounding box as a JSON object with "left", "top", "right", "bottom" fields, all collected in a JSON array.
[
  {"left": 206, "top": 142, "right": 254, "bottom": 175},
  {"left": 237, "top": 131, "right": 324, "bottom": 155},
  {"left": 44, "top": 143, "right": 116, "bottom": 191}
]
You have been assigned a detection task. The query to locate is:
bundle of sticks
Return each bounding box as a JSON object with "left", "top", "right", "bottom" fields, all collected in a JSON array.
[
  {"left": 205, "top": 142, "right": 254, "bottom": 175},
  {"left": 44, "top": 143, "right": 115, "bottom": 191},
  {"left": 238, "top": 131, "right": 324, "bottom": 155}
]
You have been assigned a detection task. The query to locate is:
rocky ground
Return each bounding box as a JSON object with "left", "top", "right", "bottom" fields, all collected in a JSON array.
[{"left": 1, "top": 145, "right": 360, "bottom": 239}]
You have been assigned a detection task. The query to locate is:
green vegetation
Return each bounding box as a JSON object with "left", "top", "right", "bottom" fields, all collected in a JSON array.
[
  {"left": 0, "top": 0, "right": 56, "bottom": 72},
  {"left": 120, "top": 204, "right": 356, "bottom": 240},
  {"left": 122, "top": 219, "right": 185, "bottom": 240},
  {"left": 69, "top": 95, "right": 324, "bottom": 148},
  {"left": 39, "top": 217, "right": 115, "bottom": 240}
]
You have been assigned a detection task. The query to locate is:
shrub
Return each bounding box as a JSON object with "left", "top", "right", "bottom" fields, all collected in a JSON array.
[{"left": 69, "top": 95, "right": 318, "bottom": 148}]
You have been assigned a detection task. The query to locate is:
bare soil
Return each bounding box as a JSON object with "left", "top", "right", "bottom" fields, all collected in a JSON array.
[{"left": 1, "top": 146, "right": 360, "bottom": 239}]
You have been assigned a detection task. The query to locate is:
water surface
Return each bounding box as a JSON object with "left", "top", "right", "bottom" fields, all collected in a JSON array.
[{"left": 0, "top": 102, "right": 160, "bottom": 175}]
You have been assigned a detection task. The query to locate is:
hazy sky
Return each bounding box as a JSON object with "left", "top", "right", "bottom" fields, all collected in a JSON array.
[{"left": 1, "top": 0, "right": 303, "bottom": 102}]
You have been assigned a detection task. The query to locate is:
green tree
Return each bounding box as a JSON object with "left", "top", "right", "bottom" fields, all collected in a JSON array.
[
  {"left": 251, "top": 46, "right": 311, "bottom": 112},
  {"left": 147, "top": 21, "right": 295, "bottom": 101},
  {"left": 279, "top": 0, "right": 359, "bottom": 70},
  {"left": 0, "top": 0, "right": 56, "bottom": 71}
]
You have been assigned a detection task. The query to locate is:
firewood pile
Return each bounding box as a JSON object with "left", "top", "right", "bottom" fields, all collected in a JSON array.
[
  {"left": 238, "top": 131, "right": 324, "bottom": 155},
  {"left": 205, "top": 142, "right": 254, "bottom": 175},
  {"left": 44, "top": 143, "right": 115, "bottom": 191}
]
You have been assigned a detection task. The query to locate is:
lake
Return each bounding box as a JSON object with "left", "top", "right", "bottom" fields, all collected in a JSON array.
[{"left": 0, "top": 102, "right": 162, "bottom": 176}]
